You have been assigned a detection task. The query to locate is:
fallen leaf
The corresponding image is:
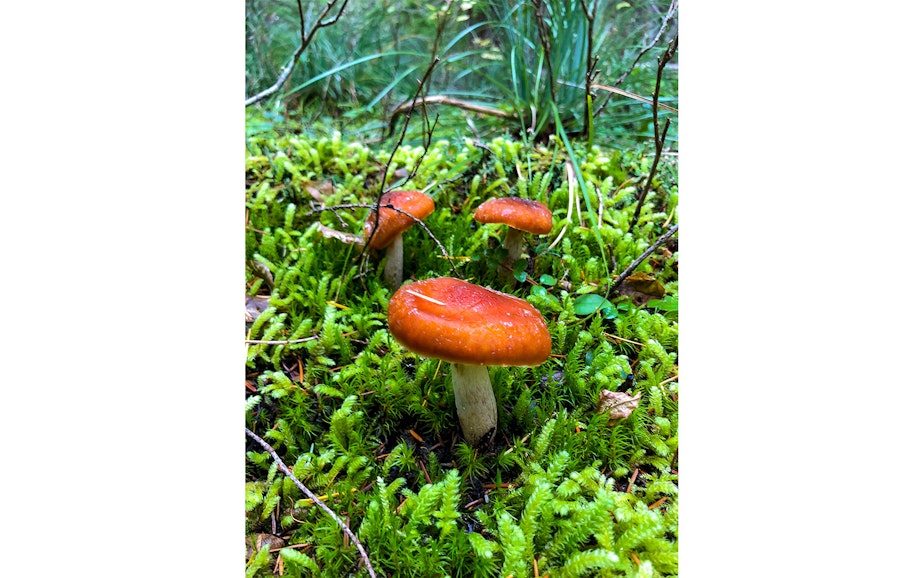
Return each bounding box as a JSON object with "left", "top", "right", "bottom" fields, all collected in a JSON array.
[
  {"left": 248, "top": 259, "right": 274, "bottom": 292},
  {"left": 317, "top": 223, "right": 364, "bottom": 245},
  {"left": 616, "top": 272, "right": 664, "bottom": 305},
  {"left": 389, "top": 167, "right": 409, "bottom": 184},
  {"left": 246, "top": 533, "right": 285, "bottom": 560},
  {"left": 597, "top": 389, "right": 641, "bottom": 425},
  {"left": 305, "top": 180, "right": 335, "bottom": 203},
  {"left": 246, "top": 295, "right": 270, "bottom": 324}
]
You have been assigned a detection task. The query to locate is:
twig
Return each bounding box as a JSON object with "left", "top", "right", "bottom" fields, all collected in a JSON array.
[
  {"left": 245, "top": 336, "right": 319, "bottom": 345},
  {"left": 310, "top": 202, "right": 459, "bottom": 278},
  {"left": 530, "top": 0, "right": 557, "bottom": 104},
  {"left": 659, "top": 374, "right": 679, "bottom": 386},
  {"left": 627, "top": 35, "right": 677, "bottom": 234},
  {"left": 610, "top": 223, "right": 678, "bottom": 289},
  {"left": 388, "top": 95, "right": 514, "bottom": 127},
  {"left": 579, "top": 0, "right": 599, "bottom": 139},
  {"left": 245, "top": 0, "right": 350, "bottom": 107},
  {"left": 557, "top": 79, "right": 677, "bottom": 113},
  {"left": 245, "top": 427, "right": 377, "bottom": 578},
  {"left": 626, "top": 467, "right": 639, "bottom": 493},
  {"left": 603, "top": 332, "right": 645, "bottom": 347},
  {"left": 612, "top": 0, "right": 677, "bottom": 88},
  {"left": 583, "top": 82, "right": 678, "bottom": 113},
  {"left": 648, "top": 496, "right": 668, "bottom": 510},
  {"left": 361, "top": 58, "right": 443, "bottom": 283}
]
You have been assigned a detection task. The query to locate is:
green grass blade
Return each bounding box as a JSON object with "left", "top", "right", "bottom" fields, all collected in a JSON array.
[{"left": 552, "top": 104, "right": 609, "bottom": 278}]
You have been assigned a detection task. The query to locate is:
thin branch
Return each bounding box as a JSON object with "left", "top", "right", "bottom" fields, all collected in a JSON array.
[
  {"left": 627, "top": 117, "right": 669, "bottom": 233},
  {"left": 579, "top": 0, "right": 599, "bottom": 139},
  {"left": 245, "top": 427, "right": 376, "bottom": 578},
  {"left": 611, "top": 223, "right": 678, "bottom": 289},
  {"left": 244, "top": 336, "right": 319, "bottom": 345},
  {"left": 296, "top": 0, "right": 305, "bottom": 42},
  {"left": 556, "top": 80, "right": 677, "bottom": 113},
  {"left": 388, "top": 95, "right": 515, "bottom": 127},
  {"left": 361, "top": 58, "right": 442, "bottom": 280},
  {"left": 613, "top": 0, "right": 677, "bottom": 87},
  {"left": 628, "top": 34, "right": 677, "bottom": 234},
  {"left": 530, "top": 0, "right": 557, "bottom": 103},
  {"left": 311, "top": 202, "right": 460, "bottom": 279},
  {"left": 245, "top": 0, "right": 350, "bottom": 107},
  {"left": 589, "top": 83, "right": 678, "bottom": 113}
]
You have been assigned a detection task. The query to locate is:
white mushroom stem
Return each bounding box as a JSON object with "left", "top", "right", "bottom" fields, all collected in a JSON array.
[
  {"left": 502, "top": 228, "right": 526, "bottom": 265},
  {"left": 450, "top": 363, "right": 498, "bottom": 445},
  {"left": 382, "top": 233, "right": 404, "bottom": 291}
]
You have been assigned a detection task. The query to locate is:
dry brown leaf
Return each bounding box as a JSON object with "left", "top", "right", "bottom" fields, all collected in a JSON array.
[
  {"left": 617, "top": 272, "right": 665, "bottom": 305},
  {"left": 318, "top": 223, "right": 364, "bottom": 245},
  {"left": 248, "top": 259, "right": 274, "bottom": 292},
  {"left": 305, "top": 180, "right": 335, "bottom": 203},
  {"left": 246, "top": 295, "right": 270, "bottom": 324},
  {"left": 245, "top": 533, "right": 285, "bottom": 560},
  {"left": 597, "top": 389, "right": 641, "bottom": 425}
]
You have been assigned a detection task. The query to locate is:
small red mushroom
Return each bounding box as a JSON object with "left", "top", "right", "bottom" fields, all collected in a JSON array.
[
  {"left": 364, "top": 190, "right": 435, "bottom": 290},
  {"left": 388, "top": 277, "right": 552, "bottom": 445},
  {"left": 473, "top": 197, "right": 552, "bottom": 280}
]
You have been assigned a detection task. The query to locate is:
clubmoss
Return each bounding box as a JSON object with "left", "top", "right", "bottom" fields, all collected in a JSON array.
[{"left": 245, "top": 124, "right": 678, "bottom": 576}]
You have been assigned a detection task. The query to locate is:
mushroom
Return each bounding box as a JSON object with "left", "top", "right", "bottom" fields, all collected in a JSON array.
[
  {"left": 473, "top": 197, "right": 552, "bottom": 280},
  {"left": 388, "top": 277, "right": 552, "bottom": 445},
  {"left": 364, "top": 190, "right": 435, "bottom": 291}
]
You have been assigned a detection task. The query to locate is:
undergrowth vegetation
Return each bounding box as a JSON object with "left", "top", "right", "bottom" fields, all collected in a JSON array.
[
  {"left": 245, "top": 0, "right": 677, "bottom": 148},
  {"left": 246, "top": 0, "right": 678, "bottom": 575},
  {"left": 245, "top": 127, "right": 678, "bottom": 576}
]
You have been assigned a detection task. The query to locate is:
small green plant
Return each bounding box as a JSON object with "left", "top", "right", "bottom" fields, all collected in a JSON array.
[{"left": 468, "top": 429, "right": 678, "bottom": 576}]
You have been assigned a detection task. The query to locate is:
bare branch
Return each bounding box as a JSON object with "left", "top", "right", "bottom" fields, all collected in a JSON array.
[
  {"left": 361, "top": 58, "right": 442, "bottom": 278},
  {"left": 611, "top": 223, "right": 678, "bottom": 289},
  {"left": 557, "top": 79, "right": 677, "bottom": 113},
  {"left": 628, "top": 34, "right": 677, "bottom": 234},
  {"left": 581, "top": 0, "right": 599, "bottom": 140},
  {"left": 245, "top": 0, "right": 350, "bottom": 107},
  {"left": 388, "top": 95, "right": 515, "bottom": 127},
  {"left": 311, "top": 201, "right": 460, "bottom": 279},
  {"left": 587, "top": 83, "right": 678, "bottom": 113},
  {"left": 245, "top": 427, "right": 377, "bottom": 577},
  {"left": 244, "top": 336, "right": 319, "bottom": 345},
  {"left": 613, "top": 0, "right": 677, "bottom": 87},
  {"left": 530, "top": 0, "right": 557, "bottom": 103}
]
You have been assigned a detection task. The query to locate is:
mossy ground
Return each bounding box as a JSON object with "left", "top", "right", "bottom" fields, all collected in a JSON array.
[{"left": 245, "top": 122, "right": 679, "bottom": 577}]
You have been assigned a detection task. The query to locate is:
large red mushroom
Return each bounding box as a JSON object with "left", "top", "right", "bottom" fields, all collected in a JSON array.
[{"left": 388, "top": 277, "right": 552, "bottom": 445}]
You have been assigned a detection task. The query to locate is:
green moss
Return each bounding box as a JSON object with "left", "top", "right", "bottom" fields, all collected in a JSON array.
[{"left": 245, "top": 121, "right": 678, "bottom": 576}]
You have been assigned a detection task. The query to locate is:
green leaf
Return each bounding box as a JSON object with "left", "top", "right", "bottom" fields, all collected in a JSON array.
[
  {"left": 512, "top": 259, "right": 528, "bottom": 283},
  {"left": 573, "top": 293, "right": 616, "bottom": 316},
  {"left": 647, "top": 295, "right": 679, "bottom": 312},
  {"left": 529, "top": 284, "right": 562, "bottom": 311},
  {"left": 539, "top": 274, "right": 556, "bottom": 286}
]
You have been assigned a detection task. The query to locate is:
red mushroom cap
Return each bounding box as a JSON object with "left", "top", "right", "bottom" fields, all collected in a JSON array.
[
  {"left": 364, "top": 190, "right": 435, "bottom": 250},
  {"left": 473, "top": 197, "right": 552, "bottom": 235},
  {"left": 388, "top": 277, "right": 552, "bottom": 366}
]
